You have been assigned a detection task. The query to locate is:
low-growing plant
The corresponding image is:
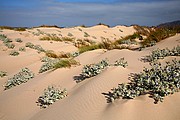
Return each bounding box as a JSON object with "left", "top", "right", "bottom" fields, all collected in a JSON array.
[
  {"left": 15, "top": 38, "right": 23, "bottom": 43},
  {"left": 144, "top": 46, "right": 180, "bottom": 62},
  {"left": 19, "top": 47, "right": 26, "bottom": 52},
  {"left": 9, "top": 50, "right": 19, "bottom": 56},
  {"left": 78, "top": 44, "right": 100, "bottom": 53},
  {"left": 25, "top": 42, "right": 34, "bottom": 48},
  {"left": 4, "top": 68, "right": 34, "bottom": 90},
  {"left": 71, "top": 51, "right": 80, "bottom": 57},
  {"left": 39, "top": 59, "right": 59, "bottom": 73},
  {"left": 80, "top": 59, "right": 109, "bottom": 79},
  {"left": 114, "top": 58, "right": 128, "bottom": 68},
  {"left": 108, "top": 59, "right": 180, "bottom": 104},
  {"left": 37, "top": 86, "right": 67, "bottom": 108},
  {"left": 0, "top": 71, "right": 7, "bottom": 78},
  {"left": 5, "top": 43, "right": 15, "bottom": 49}
]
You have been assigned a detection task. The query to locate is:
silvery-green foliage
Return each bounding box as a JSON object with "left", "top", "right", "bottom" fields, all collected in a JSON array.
[
  {"left": 37, "top": 86, "right": 67, "bottom": 108},
  {"left": 81, "top": 59, "right": 109, "bottom": 79},
  {"left": 15, "top": 38, "right": 23, "bottom": 43},
  {"left": 41, "top": 56, "right": 52, "bottom": 62},
  {"left": 114, "top": 58, "right": 128, "bottom": 68},
  {"left": 0, "top": 34, "right": 7, "bottom": 41},
  {"left": 3, "top": 38, "right": 12, "bottom": 43},
  {"left": 9, "top": 50, "right": 19, "bottom": 56},
  {"left": 25, "top": 42, "right": 45, "bottom": 52},
  {"left": 34, "top": 45, "right": 45, "bottom": 52},
  {"left": 4, "top": 68, "right": 34, "bottom": 90},
  {"left": 25, "top": 42, "right": 35, "bottom": 48},
  {"left": 0, "top": 71, "right": 7, "bottom": 78},
  {"left": 39, "top": 59, "right": 59, "bottom": 73},
  {"left": 19, "top": 47, "right": 26, "bottom": 52},
  {"left": 109, "top": 59, "right": 180, "bottom": 104},
  {"left": 5, "top": 43, "right": 15, "bottom": 49},
  {"left": 145, "top": 46, "right": 180, "bottom": 62}
]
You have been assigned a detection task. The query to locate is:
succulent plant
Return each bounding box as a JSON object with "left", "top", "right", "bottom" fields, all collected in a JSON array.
[
  {"left": 80, "top": 59, "right": 109, "bottom": 79},
  {"left": 15, "top": 38, "right": 23, "bottom": 43},
  {"left": 37, "top": 86, "right": 67, "bottom": 108},
  {"left": 9, "top": 50, "right": 19, "bottom": 56},
  {"left": 114, "top": 58, "right": 128, "bottom": 68},
  {"left": 4, "top": 68, "right": 34, "bottom": 90},
  {"left": 144, "top": 46, "right": 180, "bottom": 62},
  {"left": 39, "top": 59, "right": 59, "bottom": 73},
  {"left": 0, "top": 71, "right": 7, "bottom": 78},
  {"left": 109, "top": 59, "right": 180, "bottom": 104}
]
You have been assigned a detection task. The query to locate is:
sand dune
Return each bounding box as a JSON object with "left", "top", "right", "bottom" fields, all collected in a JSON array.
[{"left": 0, "top": 26, "right": 179, "bottom": 120}]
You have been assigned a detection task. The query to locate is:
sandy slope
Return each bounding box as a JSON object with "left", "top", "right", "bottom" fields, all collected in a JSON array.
[{"left": 0, "top": 26, "right": 179, "bottom": 120}]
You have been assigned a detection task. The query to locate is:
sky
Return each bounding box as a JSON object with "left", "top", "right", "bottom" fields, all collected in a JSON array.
[{"left": 0, "top": 0, "right": 180, "bottom": 27}]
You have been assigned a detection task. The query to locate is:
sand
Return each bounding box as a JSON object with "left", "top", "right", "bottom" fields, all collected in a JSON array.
[{"left": 0, "top": 25, "right": 179, "bottom": 120}]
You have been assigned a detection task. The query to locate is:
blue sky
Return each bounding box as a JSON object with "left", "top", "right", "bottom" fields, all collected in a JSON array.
[{"left": 0, "top": 0, "right": 180, "bottom": 27}]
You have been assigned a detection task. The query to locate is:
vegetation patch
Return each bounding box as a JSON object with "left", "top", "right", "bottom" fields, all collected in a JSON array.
[
  {"left": 4, "top": 68, "right": 34, "bottom": 90},
  {"left": 37, "top": 86, "right": 67, "bottom": 108},
  {"left": 9, "top": 50, "right": 19, "bottom": 56},
  {"left": 0, "top": 71, "right": 7, "bottom": 78},
  {"left": 107, "top": 59, "right": 180, "bottom": 104}
]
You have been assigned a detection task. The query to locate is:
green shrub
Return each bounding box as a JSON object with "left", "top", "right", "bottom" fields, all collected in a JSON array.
[
  {"left": 108, "top": 59, "right": 180, "bottom": 104},
  {"left": 144, "top": 46, "right": 180, "bottom": 62},
  {"left": 5, "top": 43, "right": 15, "bottom": 49},
  {"left": 4, "top": 68, "right": 34, "bottom": 90},
  {"left": 15, "top": 38, "right": 23, "bottom": 43},
  {"left": 80, "top": 59, "right": 109, "bottom": 79},
  {"left": 37, "top": 86, "right": 67, "bottom": 108},
  {"left": 9, "top": 50, "right": 19, "bottom": 56},
  {"left": 84, "top": 32, "right": 90, "bottom": 37}
]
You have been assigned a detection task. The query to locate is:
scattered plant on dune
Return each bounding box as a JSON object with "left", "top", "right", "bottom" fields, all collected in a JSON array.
[
  {"left": 39, "top": 58, "right": 59, "bottom": 73},
  {"left": 25, "top": 42, "right": 45, "bottom": 53},
  {"left": 19, "top": 46, "right": 26, "bottom": 52},
  {"left": 40, "top": 35, "right": 62, "bottom": 41},
  {"left": 143, "top": 46, "right": 180, "bottom": 62},
  {"left": 4, "top": 68, "right": 34, "bottom": 90},
  {"left": 73, "top": 38, "right": 95, "bottom": 48},
  {"left": 37, "top": 86, "right": 67, "bottom": 108},
  {"left": 78, "top": 44, "right": 100, "bottom": 53},
  {"left": 114, "top": 58, "right": 128, "bottom": 68},
  {"left": 39, "top": 57, "right": 79, "bottom": 73},
  {"left": 45, "top": 50, "right": 71, "bottom": 58},
  {"left": 0, "top": 71, "right": 7, "bottom": 78},
  {"left": 9, "top": 50, "right": 19, "bottom": 56},
  {"left": 108, "top": 59, "right": 180, "bottom": 104},
  {"left": 5, "top": 43, "right": 15, "bottom": 49},
  {"left": 15, "top": 38, "right": 23, "bottom": 43},
  {"left": 75, "top": 59, "right": 109, "bottom": 82}
]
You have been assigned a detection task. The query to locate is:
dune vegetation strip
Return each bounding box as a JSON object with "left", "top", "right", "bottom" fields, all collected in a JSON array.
[
  {"left": 4, "top": 68, "right": 34, "bottom": 90},
  {"left": 37, "top": 85, "right": 67, "bottom": 108},
  {"left": 74, "top": 58, "right": 128, "bottom": 83},
  {"left": 107, "top": 59, "right": 180, "bottom": 104},
  {"left": 143, "top": 45, "right": 180, "bottom": 62}
]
